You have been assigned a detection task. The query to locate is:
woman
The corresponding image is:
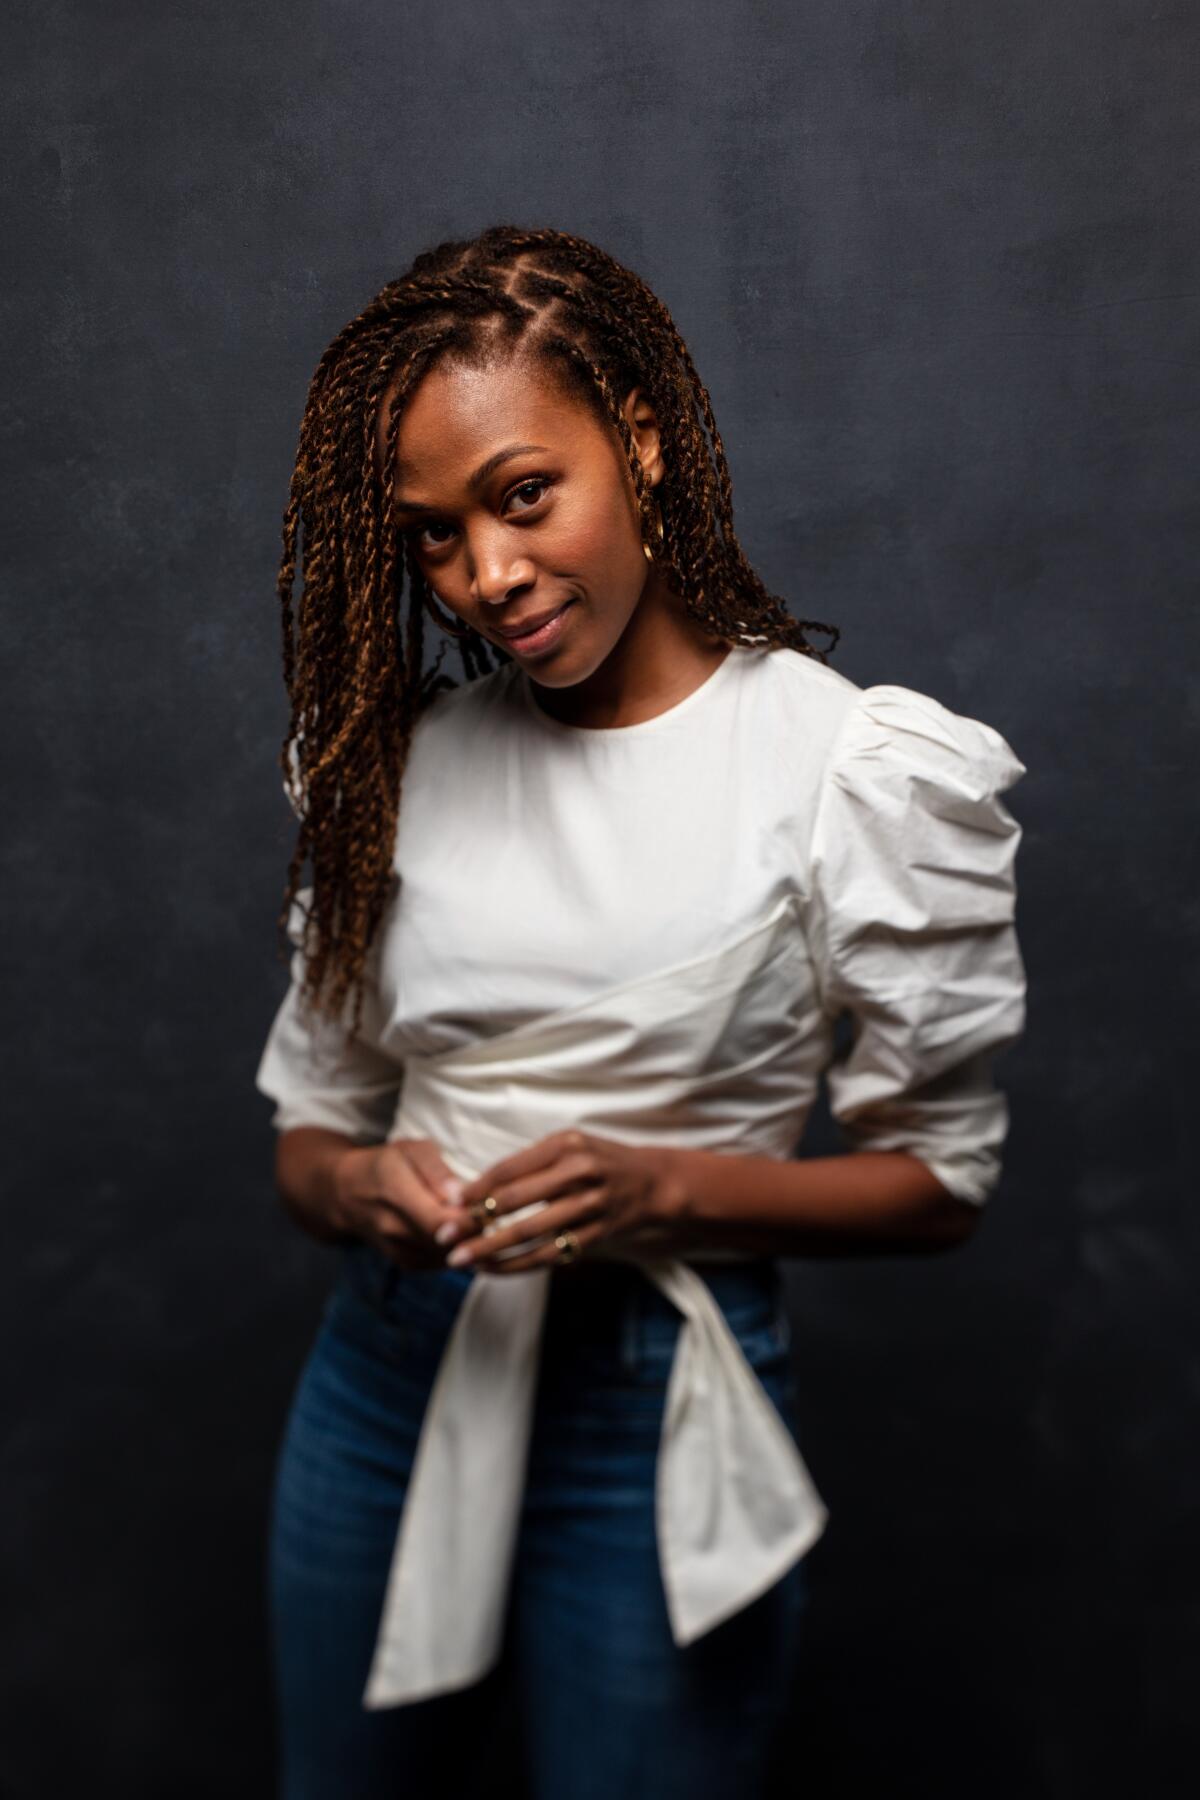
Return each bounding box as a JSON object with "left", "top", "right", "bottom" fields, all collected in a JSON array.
[{"left": 255, "top": 223, "right": 1027, "bottom": 1799}]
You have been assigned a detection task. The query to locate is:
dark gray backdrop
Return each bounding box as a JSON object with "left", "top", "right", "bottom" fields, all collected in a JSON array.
[{"left": 5, "top": 2, "right": 1196, "bottom": 1794}]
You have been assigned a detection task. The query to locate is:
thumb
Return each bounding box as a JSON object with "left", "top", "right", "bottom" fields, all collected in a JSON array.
[{"left": 402, "top": 1137, "right": 466, "bottom": 1208}]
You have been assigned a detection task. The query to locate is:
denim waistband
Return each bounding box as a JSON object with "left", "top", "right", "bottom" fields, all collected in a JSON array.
[
  {"left": 337, "top": 1237, "right": 782, "bottom": 1329},
  {"left": 338, "top": 1238, "right": 468, "bottom": 1311}
]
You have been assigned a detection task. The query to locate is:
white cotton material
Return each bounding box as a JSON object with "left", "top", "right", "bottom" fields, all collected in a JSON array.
[
  {"left": 253, "top": 642, "right": 1028, "bottom": 1706},
  {"left": 805, "top": 682, "right": 1028, "bottom": 1205}
]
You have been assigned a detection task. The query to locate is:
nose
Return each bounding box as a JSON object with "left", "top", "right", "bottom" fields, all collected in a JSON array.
[{"left": 467, "top": 521, "right": 536, "bottom": 606}]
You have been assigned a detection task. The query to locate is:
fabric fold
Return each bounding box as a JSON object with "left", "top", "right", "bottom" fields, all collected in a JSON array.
[
  {"left": 362, "top": 1237, "right": 827, "bottom": 1710},
  {"left": 247, "top": 651, "right": 1030, "bottom": 1713},
  {"left": 646, "top": 1256, "right": 828, "bottom": 1644},
  {"left": 360, "top": 949, "right": 832, "bottom": 1709},
  {"left": 362, "top": 1266, "right": 553, "bottom": 1708},
  {"left": 805, "top": 683, "right": 1028, "bottom": 1206}
]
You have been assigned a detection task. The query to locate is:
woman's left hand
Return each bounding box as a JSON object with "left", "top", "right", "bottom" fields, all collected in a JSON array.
[{"left": 438, "top": 1129, "right": 680, "bottom": 1273}]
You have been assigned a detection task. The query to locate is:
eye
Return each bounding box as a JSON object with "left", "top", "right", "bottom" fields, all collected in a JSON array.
[
  {"left": 413, "top": 521, "right": 455, "bottom": 550},
  {"left": 405, "top": 516, "right": 459, "bottom": 556},
  {"left": 504, "top": 475, "right": 553, "bottom": 513},
  {"left": 405, "top": 475, "right": 553, "bottom": 556}
]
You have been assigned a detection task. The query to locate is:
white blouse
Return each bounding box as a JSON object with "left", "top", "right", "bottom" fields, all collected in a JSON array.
[{"left": 254, "top": 641, "right": 1028, "bottom": 1708}]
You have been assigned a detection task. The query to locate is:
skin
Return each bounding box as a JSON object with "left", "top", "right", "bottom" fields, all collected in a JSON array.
[
  {"left": 379, "top": 351, "right": 732, "bottom": 728},
  {"left": 276, "top": 352, "right": 977, "bottom": 1271}
]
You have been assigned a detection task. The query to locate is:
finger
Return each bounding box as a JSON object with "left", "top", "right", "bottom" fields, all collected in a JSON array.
[
  {"left": 459, "top": 1129, "right": 590, "bottom": 1209},
  {"left": 454, "top": 1148, "right": 599, "bottom": 1234},
  {"left": 399, "top": 1136, "right": 468, "bottom": 1209},
  {"left": 386, "top": 1142, "right": 462, "bottom": 1224},
  {"left": 369, "top": 1206, "right": 424, "bottom": 1251},
  {"left": 373, "top": 1143, "right": 462, "bottom": 1241},
  {"left": 475, "top": 1217, "right": 609, "bottom": 1275},
  {"left": 446, "top": 1188, "right": 606, "bottom": 1268}
]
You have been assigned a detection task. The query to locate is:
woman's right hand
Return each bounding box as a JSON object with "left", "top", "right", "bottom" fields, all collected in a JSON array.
[{"left": 334, "top": 1136, "right": 468, "bottom": 1270}]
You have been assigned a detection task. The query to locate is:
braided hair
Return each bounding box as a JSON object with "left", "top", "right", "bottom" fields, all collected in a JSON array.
[{"left": 274, "top": 223, "right": 841, "bottom": 1038}]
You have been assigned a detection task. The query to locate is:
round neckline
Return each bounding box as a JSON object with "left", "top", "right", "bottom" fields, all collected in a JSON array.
[{"left": 517, "top": 644, "right": 746, "bottom": 740}]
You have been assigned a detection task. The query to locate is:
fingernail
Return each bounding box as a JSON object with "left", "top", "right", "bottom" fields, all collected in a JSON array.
[
  {"left": 447, "top": 1244, "right": 474, "bottom": 1267},
  {"left": 442, "top": 1179, "right": 465, "bottom": 1206},
  {"left": 435, "top": 1222, "right": 458, "bottom": 1245}
]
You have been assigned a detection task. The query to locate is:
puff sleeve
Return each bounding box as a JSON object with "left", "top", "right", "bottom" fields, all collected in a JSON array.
[
  {"left": 805, "top": 684, "right": 1028, "bottom": 1207},
  {"left": 253, "top": 883, "right": 406, "bottom": 1144}
]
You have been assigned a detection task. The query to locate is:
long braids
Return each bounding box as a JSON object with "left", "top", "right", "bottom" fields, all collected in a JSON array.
[{"left": 274, "top": 224, "right": 841, "bottom": 1039}]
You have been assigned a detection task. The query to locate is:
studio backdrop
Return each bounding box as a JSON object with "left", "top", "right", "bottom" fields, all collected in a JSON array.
[{"left": 3, "top": 2, "right": 1196, "bottom": 1796}]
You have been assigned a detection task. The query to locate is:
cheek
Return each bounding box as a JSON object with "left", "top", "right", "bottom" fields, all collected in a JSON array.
[{"left": 550, "top": 483, "right": 642, "bottom": 585}]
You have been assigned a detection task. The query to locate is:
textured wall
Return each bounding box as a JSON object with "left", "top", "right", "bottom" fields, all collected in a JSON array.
[{"left": 4, "top": 1, "right": 1196, "bottom": 1794}]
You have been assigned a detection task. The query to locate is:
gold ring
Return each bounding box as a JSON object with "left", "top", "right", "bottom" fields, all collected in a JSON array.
[
  {"left": 470, "top": 1194, "right": 500, "bottom": 1230},
  {"left": 555, "top": 1231, "right": 581, "bottom": 1264}
]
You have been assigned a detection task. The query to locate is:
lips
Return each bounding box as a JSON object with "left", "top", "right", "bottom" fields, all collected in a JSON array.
[{"left": 496, "top": 602, "right": 572, "bottom": 640}]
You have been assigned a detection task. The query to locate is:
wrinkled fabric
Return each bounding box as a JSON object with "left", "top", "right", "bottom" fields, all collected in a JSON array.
[
  {"left": 254, "top": 644, "right": 1028, "bottom": 1708},
  {"left": 806, "top": 683, "right": 1029, "bottom": 1204},
  {"left": 354, "top": 916, "right": 831, "bottom": 1707}
]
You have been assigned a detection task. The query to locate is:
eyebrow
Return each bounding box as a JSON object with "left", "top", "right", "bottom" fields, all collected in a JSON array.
[{"left": 392, "top": 443, "right": 553, "bottom": 512}]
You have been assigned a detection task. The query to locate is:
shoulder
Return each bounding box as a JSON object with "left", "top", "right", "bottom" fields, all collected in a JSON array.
[
  {"left": 745, "top": 644, "right": 864, "bottom": 755},
  {"left": 823, "top": 679, "right": 1028, "bottom": 807},
  {"left": 747, "top": 646, "right": 1025, "bottom": 799},
  {"left": 731, "top": 646, "right": 865, "bottom": 807},
  {"left": 803, "top": 671, "right": 1028, "bottom": 928}
]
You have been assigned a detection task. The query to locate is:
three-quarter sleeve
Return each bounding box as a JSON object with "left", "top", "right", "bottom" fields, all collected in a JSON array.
[
  {"left": 805, "top": 684, "right": 1028, "bottom": 1207},
  {"left": 254, "top": 883, "right": 406, "bottom": 1143}
]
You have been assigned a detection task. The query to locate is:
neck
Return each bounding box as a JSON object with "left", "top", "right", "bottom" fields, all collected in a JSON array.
[{"left": 528, "top": 583, "right": 733, "bottom": 730}]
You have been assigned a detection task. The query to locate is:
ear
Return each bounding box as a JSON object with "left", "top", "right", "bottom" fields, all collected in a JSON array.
[{"left": 621, "top": 385, "right": 665, "bottom": 489}]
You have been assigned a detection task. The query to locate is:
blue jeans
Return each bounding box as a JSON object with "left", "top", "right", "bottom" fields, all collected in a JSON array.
[{"left": 267, "top": 1241, "right": 811, "bottom": 1799}]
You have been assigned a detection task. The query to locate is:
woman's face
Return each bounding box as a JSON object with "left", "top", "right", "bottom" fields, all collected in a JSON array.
[{"left": 381, "top": 353, "right": 666, "bottom": 684}]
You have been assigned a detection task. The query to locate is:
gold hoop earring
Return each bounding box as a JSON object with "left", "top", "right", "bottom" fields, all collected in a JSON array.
[{"left": 642, "top": 497, "right": 665, "bottom": 562}]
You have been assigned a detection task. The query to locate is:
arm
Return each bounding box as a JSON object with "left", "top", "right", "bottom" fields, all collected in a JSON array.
[
  {"left": 274, "top": 1125, "right": 364, "bottom": 1246},
  {"left": 255, "top": 877, "right": 408, "bottom": 1246},
  {"left": 272, "top": 1126, "right": 473, "bottom": 1266},
  {"left": 443, "top": 1132, "right": 978, "bottom": 1273},
  {"left": 647, "top": 1145, "right": 980, "bottom": 1259},
  {"left": 638, "top": 689, "right": 1028, "bottom": 1263}
]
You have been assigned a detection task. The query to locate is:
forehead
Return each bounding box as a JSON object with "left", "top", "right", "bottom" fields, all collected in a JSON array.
[{"left": 378, "top": 355, "right": 590, "bottom": 485}]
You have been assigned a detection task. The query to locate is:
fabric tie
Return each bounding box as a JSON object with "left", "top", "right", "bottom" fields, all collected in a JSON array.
[
  {"left": 362, "top": 1232, "right": 827, "bottom": 1708},
  {"left": 359, "top": 894, "right": 831, "bottom": 1707}
]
